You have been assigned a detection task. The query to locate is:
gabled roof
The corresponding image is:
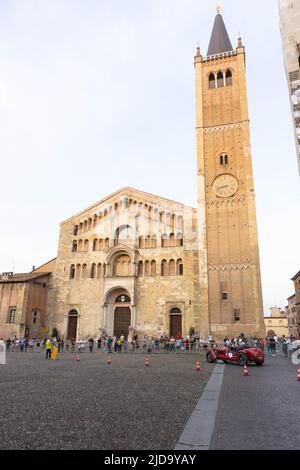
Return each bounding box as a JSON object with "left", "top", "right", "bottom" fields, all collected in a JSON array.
[
  {"left": 207, "top": 13, "right": 234, "bottom": 56},
  {"left": 61, "top": 187, "right": 196, "bottom": 225},
  {"left": 0, "top": 271, "right": 51, "bottom": 284}
]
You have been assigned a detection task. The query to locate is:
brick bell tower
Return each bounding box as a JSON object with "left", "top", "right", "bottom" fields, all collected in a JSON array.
[{"left": 195, "top": 8, "right": 265, "bottom": 338}]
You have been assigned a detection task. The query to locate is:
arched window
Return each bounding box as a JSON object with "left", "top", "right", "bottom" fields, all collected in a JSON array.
[
  {"left": 177, "top": 215, "right": 183, "bottom": 231},
  {"left": 97, "top": 263, "right": 102, "bottom": 278},
  {"left": 82, "top": 264, "right": 88, "bottom": 279},
  {"left": 151, "top": 235, "right": 157, "bottom": 249},
  {"left": 217, "top": 71, "right": 224, "bottom": 88},
  {"left": 145, "top": 260, "right": 150, "bottom": 276},
  {"left": 70, "top": 264, "right": 76, "bottom": 279},
  {"left": 113, "top": 254, "right": 131, "bottom": 277},
  {"left": 176, "top": 233, "right": 183, "bottom": 247},
  {"left": 139, "top": 236, "right": 144, "bottom": 249},
  {"left": 76, "top": 264, "right": 81, "bottom": 280},
  {"left": 225, "top": 69, "right": 232, "bottom": 86},
  {"left": 209, "top": 72, "right": 216, "bottom": 89},
  {"left": 138, "top": 261, "right": 144, "bottom": 276},
  {"left": 103, "top": 263, "right": 106, "bottom": 276},
  {"left": 115, "top": 294, "right": 131, "bottom": 303},
  {"left": 169, "top": 233, "right": 176, "bottom": 247},
  {"left": 105, "top": 238, "right": 110, "bottom": 249},
  {"left": 73, "top": 225, "right": 78, "bottom": 236},
  {"left": 84, "top": 240, "right": 89, "bottom": 251},
  {"left": 145, "top": 235, "right": 151, "bottom": 249},
  {"left": 171, "top": 214, "right": 176, "bottom": 229},
  {"left": 162, "top": 234, "right": 168, "bottom": 248},
  {"left": 169, "top": 259, "right": 176, "bottom": 276},
  {"left": 151, "top": 260, "right": 156, "bottom": 276},
  {"left": 220, "top": 154, "right": 229, "bottom": 166},
  {"left": 93, "top": 239, "right": 98, "bottom": 251},
  {"left": 115, "top": 225, "right": 134, "bottom": 245},
  {"left": 161, "top": 260, "right": 168, "bottom": 277},
  {"left": 91, "top": 263, "right": 96, "bottom": 279},
  {"left": 72, "top": 241, "right": 78, "bottom": 253},
  {"left": 177, "top": 259, "right": 184, "bottom": 276}
]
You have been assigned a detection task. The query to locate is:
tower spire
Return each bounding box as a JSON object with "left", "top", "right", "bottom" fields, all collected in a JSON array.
[{"left": 207, "top": 9, "right": 233, "bottom": 56}]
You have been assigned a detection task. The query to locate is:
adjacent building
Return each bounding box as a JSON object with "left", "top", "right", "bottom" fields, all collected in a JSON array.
[
  {"left": 291, "top": 270, "right": 300, "bottom": 335},
  {"left": 285, "top": 294, "right": 298, "bottom": 336},
  {"left": 279, "top": 0, "right": 300, "bottom": 174},
  {"left": 264, "top": 306, "right": 289, "bottom": 337},
  {"left": 0, "top": 259, "right": 55, "bottom": 339}
]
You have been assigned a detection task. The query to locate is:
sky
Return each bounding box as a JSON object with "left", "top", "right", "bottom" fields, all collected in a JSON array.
[{"left": 0, "top": 0, "right": 299, "bottom": 314}]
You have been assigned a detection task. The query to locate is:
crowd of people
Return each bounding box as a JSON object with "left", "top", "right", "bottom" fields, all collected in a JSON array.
[
  {"left": 3, "top": 334, "right": 212, "bottom": 355},
  {"left": 265, "top": 335, "right": 300, "bottom": 358},
  {"left": 2, "top": 332, "right": 300, "bottom": 359}
]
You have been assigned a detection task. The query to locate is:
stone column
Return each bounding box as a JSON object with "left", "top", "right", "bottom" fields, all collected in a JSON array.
[{"left": 131, "top": 305, "right": 137, "bottom": 328}]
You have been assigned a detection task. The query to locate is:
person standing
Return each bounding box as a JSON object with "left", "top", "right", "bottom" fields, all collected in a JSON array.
[
  {"left": 117, "top": 338, "right": 122, "bottom": 353},
  {"left": 46, "top": 338, "right": 52, "bottom": 359},
  {"left": 107, "top": 336, "right": 113, "bottom": 354},
  {"left": 88, "top": 337, "right": 94, "bottom": 352},
  {"left": 170, "top": 336, "right": 176, "bottom": 353}
]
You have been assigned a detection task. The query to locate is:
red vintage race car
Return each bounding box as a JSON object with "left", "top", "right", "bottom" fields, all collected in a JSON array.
[{"left": 206, "top": 346, "right": 264, "bottom": 366}]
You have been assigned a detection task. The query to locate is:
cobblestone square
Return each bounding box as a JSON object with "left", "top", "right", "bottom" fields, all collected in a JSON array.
[{"left": 0, "top": 352, "right": 213, "bottom": 450}]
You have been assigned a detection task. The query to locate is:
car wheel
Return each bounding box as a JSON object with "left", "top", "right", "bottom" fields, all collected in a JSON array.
[
  {"left": 237, "top": 353, "right": 248, "bottom": 366},
  {"left": 206, "top": 352, "right": 215, "bottom": 363}
]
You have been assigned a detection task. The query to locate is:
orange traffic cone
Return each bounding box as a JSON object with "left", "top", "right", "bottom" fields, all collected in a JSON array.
[
  {"left": 145, "top": 357, "right": 150, "bottom": 367},
  {"left": 107, "top": 355, "right": 112, "bottom": 365},
  {"left": 297, "top": 369, "right": 300, "bottom": 381},
  {"left": 196, "top": 361, "right": 201, "bottom": 371},
  {"left": 243, "top": 364, "right": 249, "bottom": 376},
  {"left": 76, "top": 353, "right": 80, "bottom": 362}
]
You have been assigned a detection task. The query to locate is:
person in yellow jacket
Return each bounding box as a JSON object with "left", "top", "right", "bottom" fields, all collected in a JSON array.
[{"left": 46, "top": 338, "right": 52, "bottom": 360}]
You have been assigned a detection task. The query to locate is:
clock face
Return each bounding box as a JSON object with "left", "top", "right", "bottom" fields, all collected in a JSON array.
[{"left": 212, "top": 174, "right": 239, "bottom": 198}]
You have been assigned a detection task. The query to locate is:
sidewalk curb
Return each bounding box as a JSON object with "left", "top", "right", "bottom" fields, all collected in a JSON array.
[{"left": 174, "top": 363, "right": 225, "bottom": 451}]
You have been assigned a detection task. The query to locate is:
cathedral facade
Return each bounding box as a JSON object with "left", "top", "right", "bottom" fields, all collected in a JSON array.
[
  {"left": 0, "top": 11, "right": 266, "bottom": 341},
  {"left": 47, "top": 188, "right": 200, "bottom": 340}
]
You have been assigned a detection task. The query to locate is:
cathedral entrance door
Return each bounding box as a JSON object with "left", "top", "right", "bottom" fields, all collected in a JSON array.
[
  {"left": 114, "top": 307, "right": 131, "bottom": 339},
  {"left": 170, "top": 314, "right": 182, "bottom": 338},
  {"left": 67, "top": 310, "right": 78, "bottom": 340}
]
